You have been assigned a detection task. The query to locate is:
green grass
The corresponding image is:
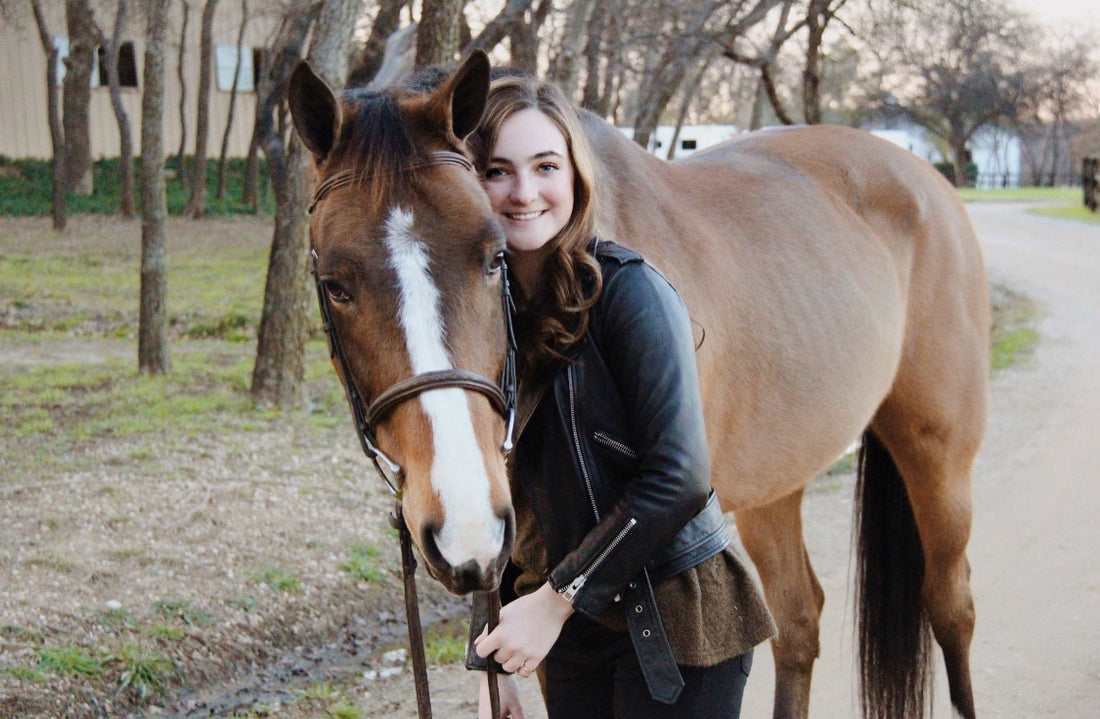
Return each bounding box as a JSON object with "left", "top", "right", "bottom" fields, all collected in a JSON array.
[
  {"left": 338, "top": 543, "right": 387, "bottom": 583},
  {"left": 37, "top": 646, "right": 102, "bottom": 676},
  {"left": 252, "top": 566, "right": 301, "bottom": 593},
  {"left": 0, "top": 156, "right": 274, "bottom": 217},
  {"left": 990, "top": 284, "right": 1038, "bottom": 371},
  {"left": 957, "top": 186, "right": 1080, "bottom": 203},
  {"left": 106, "top": 644, "right": 176, "bottom": 699},
  {"left": 422, "top": 628, "right": 468, "bottom": 665}
]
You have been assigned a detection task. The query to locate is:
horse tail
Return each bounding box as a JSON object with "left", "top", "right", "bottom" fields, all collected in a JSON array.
[{"left": 853, "top": 430, "right": 933, "bottom": 719}]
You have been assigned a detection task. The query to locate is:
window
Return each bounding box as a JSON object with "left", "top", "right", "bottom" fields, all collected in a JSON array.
[
  {"left": 681, "top": 139, "right": 697, "bottom": 150},
  {"left": 97, "top": 42, "right": 138, "bottom": 87},
  {"left": 215, "top": 43, "right": 256, "bottom": 91}
]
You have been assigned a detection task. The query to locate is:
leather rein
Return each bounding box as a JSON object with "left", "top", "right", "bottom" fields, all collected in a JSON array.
[{"left": 309, "top": 150, "right": 516, "bottom": 718}]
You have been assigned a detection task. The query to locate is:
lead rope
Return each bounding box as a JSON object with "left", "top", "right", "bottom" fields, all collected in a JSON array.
[{"left": 391, "top": 503, "right": 503, "bottom": 719}]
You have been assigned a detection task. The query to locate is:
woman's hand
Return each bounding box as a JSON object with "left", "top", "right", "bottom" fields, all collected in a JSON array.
[
  {"left": 478, "top": 671, "right": 525, "bottom": 719},
  {"left": 473, "top": 581, "right": 573, "bottom": 678}
]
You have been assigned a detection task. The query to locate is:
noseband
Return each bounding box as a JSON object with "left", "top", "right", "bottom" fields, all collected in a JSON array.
[{"left": 309, "top": 150, "right": 518, "bottom": 494}]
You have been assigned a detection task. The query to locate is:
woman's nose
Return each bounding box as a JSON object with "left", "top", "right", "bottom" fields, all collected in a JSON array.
[{"left": 509, "top": 172, "right": 537, "bottom": 204}]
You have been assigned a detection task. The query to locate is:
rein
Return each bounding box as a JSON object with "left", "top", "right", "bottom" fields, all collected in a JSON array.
[{"left": 310, "top": 150, "right": 516, "bottom": 719}]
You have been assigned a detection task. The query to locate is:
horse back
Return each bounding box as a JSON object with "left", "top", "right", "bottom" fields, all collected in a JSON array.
[{"left": 581, "top": 119, "right": 988, "bottom": 507}]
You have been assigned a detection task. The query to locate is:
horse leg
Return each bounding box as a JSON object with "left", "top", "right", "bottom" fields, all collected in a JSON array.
[
  {"left": 875, "top": 423, "right": 979, "bottom": 719},
  {"left": 735, "top": 490, "right": 824, "bottom": 719}
]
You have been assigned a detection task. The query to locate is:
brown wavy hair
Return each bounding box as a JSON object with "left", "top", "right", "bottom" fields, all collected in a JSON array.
[{"left": 470, "top": 74, "right": 603, "bottom": 377}]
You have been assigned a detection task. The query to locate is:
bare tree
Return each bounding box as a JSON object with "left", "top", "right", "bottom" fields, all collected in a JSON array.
[
  {"left": 885, "top": 0, "right": 1031, "bottom": 186},
  {"left": 176, "top": 0, "right": 191, "bottom": 192},
  {"left": 548, "top": 0, "right": 598, "bottom": 97},
  {"left": 186, "top": 0, "right": 220, "bottom": 218},
  {"left": 30, "top": 0, "right": 67, "bottom": 230},
  {"left": 63, "top": 0, "right": 101, "bottom": 196},
  {"left": 139, "top": 0, "right": 171, "bottom": 375},
  {"left": 250, "top": 0, "right": 373, "bottom": 408},
  {"left": 104, "top": 0, "right": 135, "bottom": 217},
  {"left": 348, "top": 0, "right": 406, "bottom": 85},
  {"left": 416, "top": 0, "right": 462, "bottom": 67},
  {"left": 216, "top": 0, "right": 248, "bottom": 199}
]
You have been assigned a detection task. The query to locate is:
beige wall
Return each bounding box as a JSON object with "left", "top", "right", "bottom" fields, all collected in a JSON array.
[{"left": 0, "top": 2, "right": 280, "bottom": 160}]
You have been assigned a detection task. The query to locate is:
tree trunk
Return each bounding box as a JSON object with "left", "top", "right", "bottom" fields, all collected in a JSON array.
[
  {"left": 416, "top": 0, "right": 462, "bottom": 68},
  {"left": 106, "top": 0, "right": 135, "bottom": 217},
  {"left": 548, "top": 0, "right": 597, "bottom": 99},
  {"left": 139, "top": 0, "right": 171, "bottom": 375},
  {"left": 952, "top": 133, "right": 970, "bottom": 189},
  {"left": 63, "top": 0, "right": 98, "bottom": 196},
  {"left": 30, "top": 0, "right": 67, "bottom": 231},
  {"left": 506, "top": 0, "right": 550, "bottom": 73},
  {"left": 176, "top": 1, "right": 190, "bottom": 192},
  {"left": 187, "top": 0, "right": 220, "bottom": 218},
  {"left": 248, "top": 0, "right": 318, "bottom": 408},
  {"left": 217, "top": 0, "right": 248, "bottom": 199},
  {"left": 349, "top": 0, "right": 405, "bottom": 86}
]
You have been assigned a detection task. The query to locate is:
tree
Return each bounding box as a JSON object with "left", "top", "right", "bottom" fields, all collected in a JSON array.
[
  {"left": 348, "top": 0, "right": 406, "bottom": 85},
  {"left": 29, "top": 0, "right": 67, "bottom": 230},
  {"left": 186, "top": 0, "right": 220, "bottom": 218},
  {"left": 250, "top": 0, "right": 364, "bottom": 409},
  {"left": 216, "top": 0, "right": 248, "bottom": 199},
  {"left": 63, "top": 0, "right": 100, "bottom": 196},
  {"left": 416, "top": 0, "right": 462, "bottom": 68},
  {"left": 874, "top": 0, "right": 1032, "bottom": 187},
  {"left": 104, "top": 0, "right": 135, "bottom": 217},
  {"left": 139, "top": 0, "right": 171, "bottom": 375},
  {"left": 548, "top": 0, "right": 598, "bottom": 97},
  {"left": 175, "top": 0, "right": 191, "bottom": 192}
]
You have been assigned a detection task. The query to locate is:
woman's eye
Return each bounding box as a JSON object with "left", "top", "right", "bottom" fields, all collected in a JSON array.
[
  {"left": 537, "top": 162, "right": 558, "bottom": 173},
  {"left": 324, "top": 281, "right": 352, "bottom": 304},
  {"left": 484, "top": 167, "right": 506, "bottom": 180}
]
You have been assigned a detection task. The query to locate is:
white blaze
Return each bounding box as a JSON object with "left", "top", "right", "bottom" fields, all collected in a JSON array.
[{"left": 383, "top": 208, "right": 503, "bottom": 568}]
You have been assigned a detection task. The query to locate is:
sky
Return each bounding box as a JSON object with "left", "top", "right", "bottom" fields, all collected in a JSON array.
[{"left": 1011, "top": 0, "right": 1099, "bottom": 26}]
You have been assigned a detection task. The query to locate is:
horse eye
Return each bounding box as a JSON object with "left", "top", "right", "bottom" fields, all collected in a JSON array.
[
  {"left": 324, "top": 281, "right": 352, "bottom": 304},
  {"left": 486, "top": 250, "right": 505, "bottom": 276}
]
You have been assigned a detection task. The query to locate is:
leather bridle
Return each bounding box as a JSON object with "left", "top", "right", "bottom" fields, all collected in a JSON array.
[{"left": 309, "top": 150, "right": 515, "bottom": 718}]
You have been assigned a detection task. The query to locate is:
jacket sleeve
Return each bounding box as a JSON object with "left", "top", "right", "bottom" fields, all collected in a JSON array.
[{"left": 547, "top": 260, "right": 712, "bottom": 618}]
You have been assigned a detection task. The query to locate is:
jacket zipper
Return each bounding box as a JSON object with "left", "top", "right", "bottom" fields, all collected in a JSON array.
[
  {"left": 567, "top": 366, "right": 601, "bottom": 521},
  {"left": 592, "top": 431, "right": 638, "bottom": 460},
  {"left": 560, "top": 517, "right": 638, "bottom": 603}
]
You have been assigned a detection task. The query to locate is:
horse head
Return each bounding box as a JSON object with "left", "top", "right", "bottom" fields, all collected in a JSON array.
[{"left": 288, "top": 51, "right": 515, "bottom": 595}]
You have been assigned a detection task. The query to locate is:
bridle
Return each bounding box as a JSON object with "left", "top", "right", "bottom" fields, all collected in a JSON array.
[{"left": 309, "top": 149, "right": 516, "bottom": 718}]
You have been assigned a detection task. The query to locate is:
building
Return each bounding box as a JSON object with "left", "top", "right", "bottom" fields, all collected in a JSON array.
[
  {"left": 621, "top": 125, "right": 740, "bottom": 160},
  {"left": 0, "top": 3, "right": 279, "bottom": 160}
]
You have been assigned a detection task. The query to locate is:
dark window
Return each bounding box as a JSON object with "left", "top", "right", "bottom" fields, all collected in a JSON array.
[
  {"left": 97, "top": 42, "right": 138, "bottom": 87},
  {"left": 681, "top": 139, "right": 697, "bottom": 150}
]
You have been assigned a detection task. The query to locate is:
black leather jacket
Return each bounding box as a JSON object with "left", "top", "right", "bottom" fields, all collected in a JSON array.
[
  {"left": 470, "top": 240, "right": 730, "bottom": 703},
  {"left": 525, "top": 241, "right": 722, "bottom": 614}
]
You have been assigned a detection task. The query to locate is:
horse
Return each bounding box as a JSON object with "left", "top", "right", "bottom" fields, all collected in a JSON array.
[{"left": 288, "top": 51, "right": 988, "bottom": 719}]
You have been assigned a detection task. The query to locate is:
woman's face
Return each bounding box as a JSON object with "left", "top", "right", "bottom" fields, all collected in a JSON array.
[{"left": 482, "top": 108, "right": 575, "bottom": 256}]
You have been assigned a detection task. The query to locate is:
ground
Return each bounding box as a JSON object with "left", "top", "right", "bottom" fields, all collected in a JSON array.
[{"left": 1, "top": 202, "right": 1097, "bottom": 718}]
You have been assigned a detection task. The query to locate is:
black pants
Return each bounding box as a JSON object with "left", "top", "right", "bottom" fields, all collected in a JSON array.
[{"left": 542, "top": 615, "right": 753, "bottom": 719}]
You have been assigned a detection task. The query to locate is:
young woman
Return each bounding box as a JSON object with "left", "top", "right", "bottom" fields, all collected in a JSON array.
[{"left": 466, "top": 74, "right": 775, "bottom": 719}]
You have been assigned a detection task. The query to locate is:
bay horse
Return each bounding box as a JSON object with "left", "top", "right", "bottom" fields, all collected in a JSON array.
[{"left": 288, "top": 51, "right": 988, "bottom": 719}]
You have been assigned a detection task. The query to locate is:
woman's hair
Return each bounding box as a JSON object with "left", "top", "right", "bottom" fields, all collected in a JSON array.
[{"left": 470, "top": 74, "right": 603, "bottom": 376}]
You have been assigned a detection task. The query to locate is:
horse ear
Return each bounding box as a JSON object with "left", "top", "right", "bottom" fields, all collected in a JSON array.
[
  {"left": 433, "top": 50, "right": 490, "bottom": 142},
  {"left": 288, "top": 61, "right": 341, "bottom": 163}
]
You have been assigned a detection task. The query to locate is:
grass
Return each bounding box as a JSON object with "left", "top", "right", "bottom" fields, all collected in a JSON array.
[
  {"left": 106, "top": 644, "right": 176, "bottom": 699},
  {"left": 422, "top": 626, "right": 468, "bottom": 665},
  {"left": 990, "top": 284, "right": 1039, "bottom": 370},
  {"left": 252, "top": 566, "right": 301, "bottom": 593},
  {"left": 0, "top": 156, "right": 275, "bottom": 217},
  {"left": 37, "top": 646, "right": 102, "bottom": 676},
  {"left": 957, "top": 185, "right": 1100, "bottom": 224},
  {"left": 338, "top": 543, "right": 388, "bottom": 584}
]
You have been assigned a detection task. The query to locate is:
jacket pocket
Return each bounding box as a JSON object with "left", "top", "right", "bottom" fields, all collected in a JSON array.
[{"left": 592, "top": 431, "right": 638, "bottom": 461}]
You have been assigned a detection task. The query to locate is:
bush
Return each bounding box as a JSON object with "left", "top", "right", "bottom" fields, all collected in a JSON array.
[{"left": 0, "top": 155, "right": 274, "bottom": 216}]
